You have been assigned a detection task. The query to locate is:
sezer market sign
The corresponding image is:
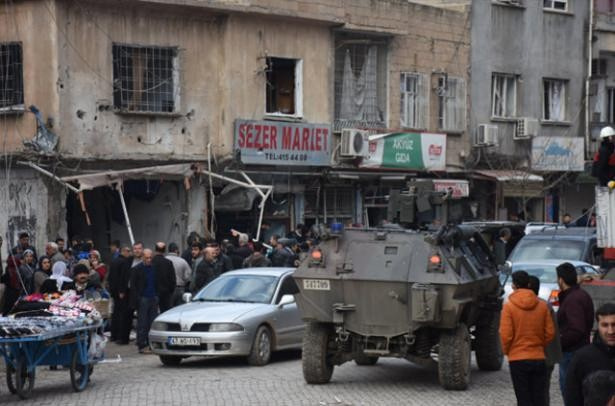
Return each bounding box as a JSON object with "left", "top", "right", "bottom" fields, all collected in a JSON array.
[
  {"left": 235, "top": 119, "right": 332, "bottom": 166},
  {"left": 361, "top": 132, "right": 447, "bottom": 171}
]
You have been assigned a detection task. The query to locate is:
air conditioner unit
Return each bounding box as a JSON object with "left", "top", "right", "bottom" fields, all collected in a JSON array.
[
  {"left": 340, "top": 129, "right": 369, "bottom": 157},
  {"left": 474, "top": 124, "right": 498, "bottom": 147},
  {"left": 515, "top": 117, "right": 539, "bottom": 140}
]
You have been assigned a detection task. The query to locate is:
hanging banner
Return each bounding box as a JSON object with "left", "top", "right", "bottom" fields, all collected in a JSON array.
[{"left": 360, "top": 132, "right": 446, "bottom": 171}]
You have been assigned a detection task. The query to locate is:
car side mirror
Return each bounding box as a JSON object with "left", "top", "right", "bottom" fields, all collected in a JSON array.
[
  {"left": 278, "top": 294, "right": 295, "bottom": 308},
  {"left": 502, "top": 260, "right": 513, "bottom": 275},
  {"left": 182, "top": 293, "right": 193, "bottom": 303}
]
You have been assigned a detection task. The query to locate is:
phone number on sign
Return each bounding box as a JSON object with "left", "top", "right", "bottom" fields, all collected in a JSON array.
[{"left": 264, "top": 153, "right": 309, "bottom": 162}]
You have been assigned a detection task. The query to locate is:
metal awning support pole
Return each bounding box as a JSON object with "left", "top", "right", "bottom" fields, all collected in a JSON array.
[
  {"left": 18, "top": 161, "right": 80, "bottom": 193},
  {"left": 117, "top": 182, "right": 135, "bottom": 246},
  {"left": 255, "top": 188, "right": 272, "bottom": 242},
  {"left": 239, "top": 171, "right": 266, "bottom": 199}
]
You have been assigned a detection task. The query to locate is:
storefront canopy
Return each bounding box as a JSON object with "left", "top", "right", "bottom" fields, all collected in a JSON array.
[{"left": 472, "top": 169, "right": 544, "bottom": 183}]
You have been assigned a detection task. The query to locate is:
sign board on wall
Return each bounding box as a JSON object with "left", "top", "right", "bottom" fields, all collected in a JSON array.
[
  {"left": 360, "top": 132, "right": 447, "bottom": 171},
  {"left": 433, "top": 179, "right": 469, "bottom": 198},
  {"left": 234, "top": 120, "right": 332, "bottom": 166},
  {"left": 531, "top": 136, "right": 584, "bottom": 172}
]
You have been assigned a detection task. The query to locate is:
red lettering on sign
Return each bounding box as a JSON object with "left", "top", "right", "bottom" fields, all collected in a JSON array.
[
  {"left": 245, "top": 124, "right": 253, "bottom": 148},
  {"left": 238, "top": 124, "right": 246, "bottom": 148},
  {"left": 292, "top": 128, "right": 301, "bottom": 150},
  {"left": 302, "top": 128, "right": 309, "bottom": 151},
  {"left": 282, "top": 127, "right": 291, "bottom": 149},
  {"left": 270, "top": 126, "right": 278, "bottom": 149}
]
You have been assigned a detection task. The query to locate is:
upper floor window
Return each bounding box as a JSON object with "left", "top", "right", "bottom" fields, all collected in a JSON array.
[
  {"left": 400, "top": 72, "right": 429, "bottom": 129},
  {"left": 596, "top": 0, "right": 615, "bottom": 13},
  {"left": 491, "top": 73, "right": 518, "bottom": 118},
  {"left": 265, "top": 57, "right": 302, "bottom": 117},
  {"left": 437, "top": 76, "right": 466, "bottom": 132},
  {"left": 543, "top": 79, "right": 567, "bottom": 122},
  {"left": 544, "top": 0, "right": 567, "bottom": 11},
  {"left": 0, "top": 43, "right": 24, "bottom": 110},
  {"left": 112, "top": 44, "right": 179, "bottom": 113}
]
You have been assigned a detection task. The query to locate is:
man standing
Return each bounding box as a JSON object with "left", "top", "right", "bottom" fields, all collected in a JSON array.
[
  {"left": 595, "top": 126, "right": 615, "bottom": 186},
  {"left": 131, "top": 241, "right": 144, "bottom": 268},
  {"left": 494, "top": 228, "right": 511, "bottom": 267},
  {"left": 46, "top": 242, "right": 65, "bottom": 266},
  {"left": 108, "top": 246, "right": 132, "bottom": 344},
  {"left": 11, "top": 232, "right": 37, "bottom": 260},
  {"left": 188, "top": 242, "right": 203, "bottom": 283},
  {"left": 152, "top": 242, "right": 176, "bottom": 313},
  {"left": 564, "top": 303, "right": 615, "bottom": 406},
  {"left": 131, "top": 249, "right": 160, "bottom": 354},
  {"left": 192, "top": 247, "right": 217, "bottom": 293},
  {"left": 211, "top": 242, "right": 233, "bottom": 276},
  {"left": 500, "top": 271, "right": 555, "bottom": 406},
  {"left": 556, "top": 262, "right": 595, "bottom": 395},
  {"left": 110, "top": 240, "right": 121, "bottom": 260},
  {"left": 243, "top": 242, "right": 271, "bottom": 268},
  {"left": 166, "top": 242, "right": 192, "bottom": 307},
  {"left": 229, "top": 232, "right": 252, "bottom": 269}
]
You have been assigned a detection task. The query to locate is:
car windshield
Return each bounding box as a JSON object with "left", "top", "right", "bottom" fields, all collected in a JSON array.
[
  {"left": 193, "top": 274, "right": 278, "bottom": 304},
  {"left": 509, "top": 264, "right": 558, "bottom": 284},
  {"left": 509, "top": 239, "right": 585, "bottom": 262}
]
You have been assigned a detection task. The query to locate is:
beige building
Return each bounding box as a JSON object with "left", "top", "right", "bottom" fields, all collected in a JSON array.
[{"left": 0, "top": 0, "right": 470, "bottom": 253}]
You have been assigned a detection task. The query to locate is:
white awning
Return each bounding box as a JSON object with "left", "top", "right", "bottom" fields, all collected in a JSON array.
[{"left": 472, "top": 169, "right": 543, "bottom": 183}]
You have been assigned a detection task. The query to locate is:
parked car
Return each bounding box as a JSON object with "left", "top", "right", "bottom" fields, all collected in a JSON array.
[
  {"left": 149, "top": 268, "right": 303, "bottom": 366},
  {"left": 523, "top": 222, "right": 559, "bottom": 235},
  {"left": 507, "top": 227, "right": 599, "bottom": 266},
  {"left": 500, "top": 260, "right": 600, "bottom": 309},
  {"left": 462, "top": 221, "right": 525, "bottom": 256}
]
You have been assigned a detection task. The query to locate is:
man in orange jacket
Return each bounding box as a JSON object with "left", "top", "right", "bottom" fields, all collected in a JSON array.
[{"left": 500, "top": 271, "right": 555, "bottom": 406}]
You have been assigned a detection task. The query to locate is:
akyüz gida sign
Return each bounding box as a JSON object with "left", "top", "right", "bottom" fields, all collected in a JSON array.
[{"left": 234, "top": 120, "right": 332, "bottom": 166}]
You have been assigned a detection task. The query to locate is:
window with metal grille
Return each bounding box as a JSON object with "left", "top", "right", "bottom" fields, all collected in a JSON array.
[
  {"left": 0, "top": 43, "right": 24, "bottom": 110},
  {"left": 324, "top": 187, "right": 354, "bottom": 222},
  {"left": 437, "top": 76, "right": 466, "bottom": 132},
  {"left": 112, "top": 44, "right": 178, "bottom": 113},
  {"left": 491, "top": 73, "right": 517, "bottom": 118},
  {"left": 543, "top": 0, "right": 567, "bottom": 11},
  {"left": 400, "top": 73, "right": 429, "bottom": 129}
]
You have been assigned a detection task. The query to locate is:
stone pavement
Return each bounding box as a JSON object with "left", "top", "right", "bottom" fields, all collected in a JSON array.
[{"left": 0, "top": 342, "right": 564, "bottom": 405}]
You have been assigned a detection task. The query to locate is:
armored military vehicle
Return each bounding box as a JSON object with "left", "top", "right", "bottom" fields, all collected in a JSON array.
[{"left": 294, "top": 181, "right": 503, "bottom": 390}]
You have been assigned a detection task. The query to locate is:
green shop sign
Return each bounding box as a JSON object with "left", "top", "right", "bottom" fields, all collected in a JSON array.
[{"left": 360, "top": 132, "right": 446, "bottom": 171}]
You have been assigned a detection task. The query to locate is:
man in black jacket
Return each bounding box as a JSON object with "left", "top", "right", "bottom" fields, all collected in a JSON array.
[
  {"left": 152, "top": 242, "right": 176, "bottom": 313},
  {"left": 564, "top": 303, "right": 615, "bottom": 406},
  {"left": 192, "top": 247, "right": 217, "bottom": 293},
  {"left": 596, "top": 126, "right": 615, "bottom": 186},
  {"left": 107, "top": 246, "right": 132, "bottom": 344}
]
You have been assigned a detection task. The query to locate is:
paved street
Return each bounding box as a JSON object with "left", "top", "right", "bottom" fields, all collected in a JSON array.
[{"left": 0, "top": 341, "right": 564, "bottom": 405}]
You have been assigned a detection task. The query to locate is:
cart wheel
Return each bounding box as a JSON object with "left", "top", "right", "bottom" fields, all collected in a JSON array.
[
  {"left": 15, "top": 355, "right": 35, "bottom": 400},
  {"left": 6, "top": 362, "right": 17, "bottom": 394},
  {"left": 69, "top": 348, "right": 90, "bottom": 392}
]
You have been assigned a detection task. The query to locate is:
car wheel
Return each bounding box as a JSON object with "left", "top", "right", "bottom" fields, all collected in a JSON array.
[
  {"left": 247, "top": 325, "right": 272, "bottom": 366},
  {"left": 159, "top": 355, "right": 183, "bottom": 367}
]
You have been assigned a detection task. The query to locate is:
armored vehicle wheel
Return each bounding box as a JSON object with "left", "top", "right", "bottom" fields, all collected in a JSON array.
[
  {"left": 302, "top": 322, "right": 333, "bottom": 384},
  {"left": 438, "top": 323, "right": 471, "bottom": 390},
  {"left": 354, "top": 354, "right": 379, "bottom": 366},
  {"left": 475, "top": 311, "right": 503, "bottom": 371}
]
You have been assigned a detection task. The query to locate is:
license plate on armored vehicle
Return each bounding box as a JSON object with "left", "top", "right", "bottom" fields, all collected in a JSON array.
[
  {"left": 303, "top": 279, "right": 330, "bottom": 290},
  {"left": 168, "top": 337, "right": 200, "bottom": 346}
]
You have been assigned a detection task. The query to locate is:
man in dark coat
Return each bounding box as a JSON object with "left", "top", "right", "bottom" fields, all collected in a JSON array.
[
  {"left": 152, "top": 242, "right": 177, "bottom": 313},
  {"left": 229, "top": 232, "right": 252, "bottom": 269},
  {"left": 243, "top": 242, "right": 271, "bottom": 268},
  {"left": 107, "top": 246, "right": 132, "bottom": 344},
  {"left": 564, "top": 303, "right": 615, "bottom": 406},
  {"left": 556, "top": 262, "right": 595, "bottom": 396},
  {"left": 11, "top": 232, "right": 37, "bottom": 260},
  {"left": 192, "top": 247, "right": 217, "bottom": 293},
  {"left": 494, "top": 228, "right": 511, "bottom": 267}
]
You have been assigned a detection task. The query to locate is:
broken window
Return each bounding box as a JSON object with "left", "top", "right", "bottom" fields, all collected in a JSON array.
[
  {"left": 0, "top": 43, "right": 24, "bottom": 110},
  {"left": 334, "top": 34, "right": 388, "bottom": 131},
  {"left": 491, "top": 73, "right": 517, "bottom": 118},
  {"left": 265, "top": 57, "right": 302, "bottom": 116},
  {"left": 437, "top": 76, "right": 466, "bottom": 132},
  {"left": 112, "top": 44, "right": 178, "bottom": 113},
  {"left": 400, "top": 73, "right": 429, "bottom": 129},
  {"left": 543, "top": 0, "right": 567, "bottom": 11},
  {"left": 543, "top": 79, "right": 567, "bottom": 122}
]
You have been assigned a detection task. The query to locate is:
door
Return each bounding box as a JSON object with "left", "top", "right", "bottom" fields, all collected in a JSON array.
[{"left": 271, "top": 275, "right": 303, "bottom": 349}]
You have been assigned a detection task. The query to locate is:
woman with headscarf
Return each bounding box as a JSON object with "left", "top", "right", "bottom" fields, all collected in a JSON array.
[
  {"left": 50, "top": 261, "right": 73, "bottom": 291},
  {"left": 33, "top": 256, "right": 52, "bottom": 294},
  {"left": 18, "top": 249, "right": 36, "bottom": 293},
  {"left": 89, "top": 250, "right": 107, "bottom": 283}
]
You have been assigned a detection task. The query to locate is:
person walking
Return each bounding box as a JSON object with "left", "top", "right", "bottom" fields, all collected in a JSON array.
[
  {"left": 564, "top": 303, "right": 615, "bottom": 406},
  {"left": 166, "top": 242, "right": 192, "bottom": 307},
  {"left": 556, "top": 262, "right": 595, "bottom": 396},
  {"left": 131, "top": 249, "right": 162, "bottom": 354},
  {"left": 108, "top": 246, "right": 133, "bottom": 344},
  {"left": 152, "top": 242, "right": 176, "bottom": 313},
  {"left": 529, "top": 275, "right": 562, "bottom": 406},
  {"left": 500, "top": 271, "right": 555, "bottom": 406}
]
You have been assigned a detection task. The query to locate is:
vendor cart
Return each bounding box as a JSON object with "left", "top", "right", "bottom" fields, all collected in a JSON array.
[{"left": 0, "top": 321, "right": 102, "bottom": 399}]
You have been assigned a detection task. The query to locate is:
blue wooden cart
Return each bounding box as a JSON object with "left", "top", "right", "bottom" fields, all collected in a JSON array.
[{"left": 0, "top": 321, "right": 102, "bottom": 399}]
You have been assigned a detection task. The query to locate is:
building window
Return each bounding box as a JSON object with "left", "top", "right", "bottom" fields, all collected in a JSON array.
[
  {"left": 112, "top": 44, "right": 179, "bottom": 113},
  {"left": 265, "top": 57, "right": 302, "bottom": 117},
  {"left": 400, "top": 73, "right": 429, "bottom": 129},
  {"left": 543, "top": 79, "right": 567, "bottom": 122},
  {"left": 607, "top": 88, "right": 615, "bottom": 124},
  {"left": 0, "top": 43, "right": 24, "bottom": 110},
  {"left": 491, "top": 73, "right": 517, "bottom": 118},
  {"left": 334, "top": 34, "right": 388, "bottom": 131},
  {"left": 543, "top": 0, "right": 567, "bottom": 11},
  {"left": 595, "top": 0, "right": 615, "bottom": 13},
  {"left": 437, "top": 76, "right": 466, "bottom": 132},
  {"left": 592, "top": 58, "right": 608, "bottom": 77}
]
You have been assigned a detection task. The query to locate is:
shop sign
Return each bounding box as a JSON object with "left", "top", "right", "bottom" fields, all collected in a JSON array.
[
  {"left": 433, "top": 179, "right": 469, "bottom": 198},
  {"left": 360, "top": 132, "right": 446, "bottom": 171},
  {"left": 531, "top": 136, "right": 584, "bottom": 172},
  {"left": 234, "top": 120, "right": 332, "bottom": 166}
]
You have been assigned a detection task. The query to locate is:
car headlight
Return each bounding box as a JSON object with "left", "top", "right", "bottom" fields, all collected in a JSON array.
[
  {"left": 151, "top": 321, "right": 168, "bottom": 331},
  {"left": 208, "top": 323, "right": 243, "bottom": 332}
]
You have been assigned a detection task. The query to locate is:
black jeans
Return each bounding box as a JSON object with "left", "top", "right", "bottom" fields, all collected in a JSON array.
[
  {"left": 111, "top": 295, "right": 132, "bottom": 343},
  {"left": 509, "top": 360, "right": 548, "bottom": 406},
  {"left": 136, "top": 296, "right": 159, "bottom": 349}
]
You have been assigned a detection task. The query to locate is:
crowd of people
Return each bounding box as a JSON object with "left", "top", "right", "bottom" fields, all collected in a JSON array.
[
  {"left": 0, "top": 225, "right": 318, "bottom": 354},
  {"left": 500, "top": 263, "right": 615, "bottom": 406}
]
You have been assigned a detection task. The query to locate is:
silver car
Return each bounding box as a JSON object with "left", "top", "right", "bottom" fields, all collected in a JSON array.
[{"left": 149, "top": 268, "right": 303, "bottom": 366}]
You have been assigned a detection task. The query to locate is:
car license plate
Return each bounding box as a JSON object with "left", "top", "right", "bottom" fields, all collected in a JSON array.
[
  {"left": 168, "top": 337, "right": 200, "bottom": 346},
  {"left": 303, "top": 279, "right": 330, "bottom": 290}
]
